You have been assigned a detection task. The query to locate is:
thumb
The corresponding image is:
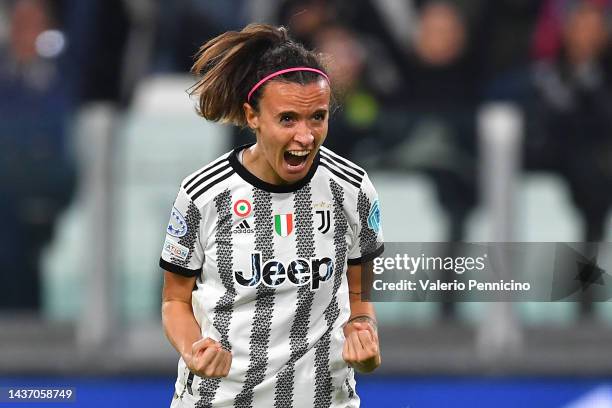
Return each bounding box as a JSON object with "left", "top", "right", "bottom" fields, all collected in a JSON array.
[
  {"left": 352, "top": 321, "right": 378, "bottom": 342},
  {"left": 192, "top": 337, "right": 218, "bottom": 355}
]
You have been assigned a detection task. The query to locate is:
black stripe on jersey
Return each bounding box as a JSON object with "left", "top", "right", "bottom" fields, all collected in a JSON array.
[
  {"left": 320, "top": 147, "right": 365, "bottom": 176},
  {"left": 186, "top": 162, "right": 231, "bottom": 194},
  {"left": 176, "top": 200, "right": 202, "bottom": 266},
  {"left": 186, "top": 372, "right": 194, "bottom": 395},
  {"left": 345, "top": 377, "right": 355, "bottom": 399},
  {"left": 160, "top": 198, "right": 204, "bottom": 277},
  {"left": 319, "top": 162, "right": 361, "bottom": 189},
  {"left": 183, "top": 155, "right": 230, "bottom": 189},
  {"left": 159, "top": 258, "right": 200, "bottom": 277},
  {"left": 190, "top": 169, "right": 235, "bottom": 201},
  {"left": 274, "top": 183, "right": 316, "bottom": 408},
  {"left": 235, "top": 188, "right": 276, "bottom": 408},
  {"left": 314, "top": 178, "right": 349, "bottom": 407},
  {"left": 356, "top": 189, "right": 380, "bottom": 261},
  {"left": 198, "top": 189, "right": 237, "bottom": 406},
  {"left": 320, "top": 153, "right": 363, "bottom": 184}
]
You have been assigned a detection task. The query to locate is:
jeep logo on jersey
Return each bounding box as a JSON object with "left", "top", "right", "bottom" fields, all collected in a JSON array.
[
  {"left": 274, "top": 213, "right": 293, "bottom": 237},
  {"left": 234, "top": 252, "right": 334, "bottom": 290}
]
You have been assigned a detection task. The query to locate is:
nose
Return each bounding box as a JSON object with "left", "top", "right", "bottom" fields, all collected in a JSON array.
[{"left": 294, "top": 122, "right": 315, "bottom": 146}]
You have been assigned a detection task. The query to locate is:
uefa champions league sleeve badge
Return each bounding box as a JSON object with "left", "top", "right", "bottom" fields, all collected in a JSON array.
[{"left": 167, "top": 207, "right": 188, "bottom": 237}]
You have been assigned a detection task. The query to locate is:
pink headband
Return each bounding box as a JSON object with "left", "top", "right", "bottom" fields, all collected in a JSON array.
[{"left": 247, "top": 67, "right": 330, "bottom": 102}]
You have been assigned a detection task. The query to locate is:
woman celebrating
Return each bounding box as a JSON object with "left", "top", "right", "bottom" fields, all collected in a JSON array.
[{"left": 160, "top": 23, "right": 384, "bottom": 408}]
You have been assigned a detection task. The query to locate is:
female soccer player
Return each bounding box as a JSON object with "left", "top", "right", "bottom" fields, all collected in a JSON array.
[{"left": 160, "top": 23, "right": 384, "bottom": 408}]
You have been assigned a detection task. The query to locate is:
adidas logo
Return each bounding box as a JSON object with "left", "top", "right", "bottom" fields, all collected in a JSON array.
[{"left": 233, "top": 219, "right": 254, "bottom": 234}]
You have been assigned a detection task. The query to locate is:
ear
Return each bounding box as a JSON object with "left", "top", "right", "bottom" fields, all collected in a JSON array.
[{"left": 243, "top": 103, "right": 259, "bottom": 131}]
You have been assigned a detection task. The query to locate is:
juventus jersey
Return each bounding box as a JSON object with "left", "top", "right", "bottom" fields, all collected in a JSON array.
[{"left": 160, "top": 143, "right": 384, "bottom": 408}]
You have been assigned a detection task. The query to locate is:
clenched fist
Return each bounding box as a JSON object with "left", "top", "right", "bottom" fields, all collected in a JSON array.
[
  {"left": 342, "top": 317, "right": 381, "bottom": 373},
  {"left": 185, "top": 337, "right": 232, "bottom": 378}
]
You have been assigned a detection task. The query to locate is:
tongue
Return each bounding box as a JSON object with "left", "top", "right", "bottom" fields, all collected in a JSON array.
[{"left": 284, "top": 151, "right": 306, "bottom": 167}]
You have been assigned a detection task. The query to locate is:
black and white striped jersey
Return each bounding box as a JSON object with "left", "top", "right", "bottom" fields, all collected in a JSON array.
[{"left": 160, "top": 143, "right": 384, "bottom": 408}]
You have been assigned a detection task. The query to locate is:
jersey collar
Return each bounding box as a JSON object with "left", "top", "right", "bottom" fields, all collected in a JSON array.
[{"left": 229, "top": 142, "right": 320, "bottom": 193}]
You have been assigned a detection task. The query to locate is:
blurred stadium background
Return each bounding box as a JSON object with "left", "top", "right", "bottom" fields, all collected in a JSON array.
[{"left": 2, "top": 0, "right": 612, "bottom": 406}]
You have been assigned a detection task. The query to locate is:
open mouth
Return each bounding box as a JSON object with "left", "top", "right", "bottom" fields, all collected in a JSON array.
[{"left": 283, "top": 150, "right": 310, "bottom": 168}]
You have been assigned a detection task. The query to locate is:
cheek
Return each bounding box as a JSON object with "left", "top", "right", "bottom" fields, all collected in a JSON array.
[
  {"left": 258, "top": 127, "right": 291, "bottom": 154},
  {"left": 316, "top": 122, "right": 329, "bottom": 140}
]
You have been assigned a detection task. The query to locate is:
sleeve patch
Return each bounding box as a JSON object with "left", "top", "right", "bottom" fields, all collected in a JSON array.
[
  {"left": 163, "top": 237, "right": 189, "bottom": 261},
  {"left": 367, "top": 199, "right": 381, "bottom": 233},
  {"left": 167, "top": 206, "right": 188, "bottom": 237}
]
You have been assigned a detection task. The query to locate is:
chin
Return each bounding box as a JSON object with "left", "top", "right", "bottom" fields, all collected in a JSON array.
[{"left": 282, "top": 162, "right": 312, "bottom": 184}]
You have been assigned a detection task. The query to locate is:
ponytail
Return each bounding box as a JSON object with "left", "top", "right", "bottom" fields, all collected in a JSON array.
[{"left": 189, "top": 24, "right": 328, "bottom": 127}]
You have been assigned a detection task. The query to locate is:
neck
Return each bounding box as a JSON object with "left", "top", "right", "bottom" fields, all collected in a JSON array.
[{"left": 242, "top": 144, "right": 288, "bottom": 186}]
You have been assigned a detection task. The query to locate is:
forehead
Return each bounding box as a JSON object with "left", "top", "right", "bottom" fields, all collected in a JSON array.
[{"left": 259, "top": 79, "right": 330, "bottom": 113}]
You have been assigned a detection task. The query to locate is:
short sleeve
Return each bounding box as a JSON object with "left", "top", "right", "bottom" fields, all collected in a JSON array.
[
  {"left": 159, "top": 186, "right": 205, "bottom": 277},
  {"left": 347, "top": 174, "right": 384, "bottom": 265}
]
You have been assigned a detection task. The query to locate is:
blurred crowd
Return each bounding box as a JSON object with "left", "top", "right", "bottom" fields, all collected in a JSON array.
[{"left": 1, "top": 0, "right": 611, "bottom": 314}]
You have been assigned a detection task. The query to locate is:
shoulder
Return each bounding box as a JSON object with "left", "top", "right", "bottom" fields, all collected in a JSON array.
[
  {"left": 178, "top": 149, "right": 236, "bottom": 205},
  {"left": 317, "top": 145, "right": 373, "bottom": 192}
]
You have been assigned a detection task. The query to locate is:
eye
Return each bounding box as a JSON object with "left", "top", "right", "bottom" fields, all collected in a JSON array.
[
  {"left": 280, "top": 113, "right": 295, "bottom": 123},
  {"left": 313, "top": 111, "right": 326, "bottom": 121}
]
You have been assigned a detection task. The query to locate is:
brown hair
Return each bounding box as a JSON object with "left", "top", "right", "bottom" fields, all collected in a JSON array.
[{"left": 189, "top": 23, "right": 329, "bottom": 127}]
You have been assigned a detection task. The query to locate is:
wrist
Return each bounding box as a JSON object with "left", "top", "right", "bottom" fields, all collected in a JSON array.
[
  {"left": 346, "top": 314, "right": 378, "bottom": 331},
  {"left": 181, "top": 350, "right": 193, "bottom": 363}
]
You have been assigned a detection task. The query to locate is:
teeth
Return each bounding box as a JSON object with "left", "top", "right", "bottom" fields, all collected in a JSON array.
[{"left": 287, "top": 150, "right": 310, "bottom": 157}]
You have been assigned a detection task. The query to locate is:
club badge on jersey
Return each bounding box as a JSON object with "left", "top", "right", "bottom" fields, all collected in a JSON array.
[{"left": 315, "top": 209, "right": 331, "bottom": 234}]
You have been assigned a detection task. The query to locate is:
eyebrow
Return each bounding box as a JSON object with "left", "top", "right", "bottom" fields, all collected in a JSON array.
[{"left": 275, "top": 108, "right": 328, "bottom": 117}]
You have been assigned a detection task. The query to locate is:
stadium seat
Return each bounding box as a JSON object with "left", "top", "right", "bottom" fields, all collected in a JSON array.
[
  {"left": 113, "top": 75, "right": 230, "bottom": 320},
  {"left": 370, "top": 172, "right": 445, "bottom": 324},
  {"left": 461, "top": 173, "right": 582, "bottom": 325},
  {"left": 42, "top": 75, "right": 230, "bottom": 322}
]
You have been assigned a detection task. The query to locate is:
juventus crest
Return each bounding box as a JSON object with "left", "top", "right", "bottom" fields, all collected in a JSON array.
[{"left": 315, "top": 210, "right": 331, "bottom": 234}]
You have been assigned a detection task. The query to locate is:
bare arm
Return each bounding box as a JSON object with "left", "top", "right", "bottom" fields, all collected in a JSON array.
[
  {"left": 161, "top": 271, "right": 231, "bottom": 377},
  {"left": 161, "top": 271, "right": 202, "bottom": 362},
  {"left": 342, "top": 262, "right": 381, "bottom": 373},
  {"left": 346, "top": 262, "right": 377, "bottom": 323}
]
